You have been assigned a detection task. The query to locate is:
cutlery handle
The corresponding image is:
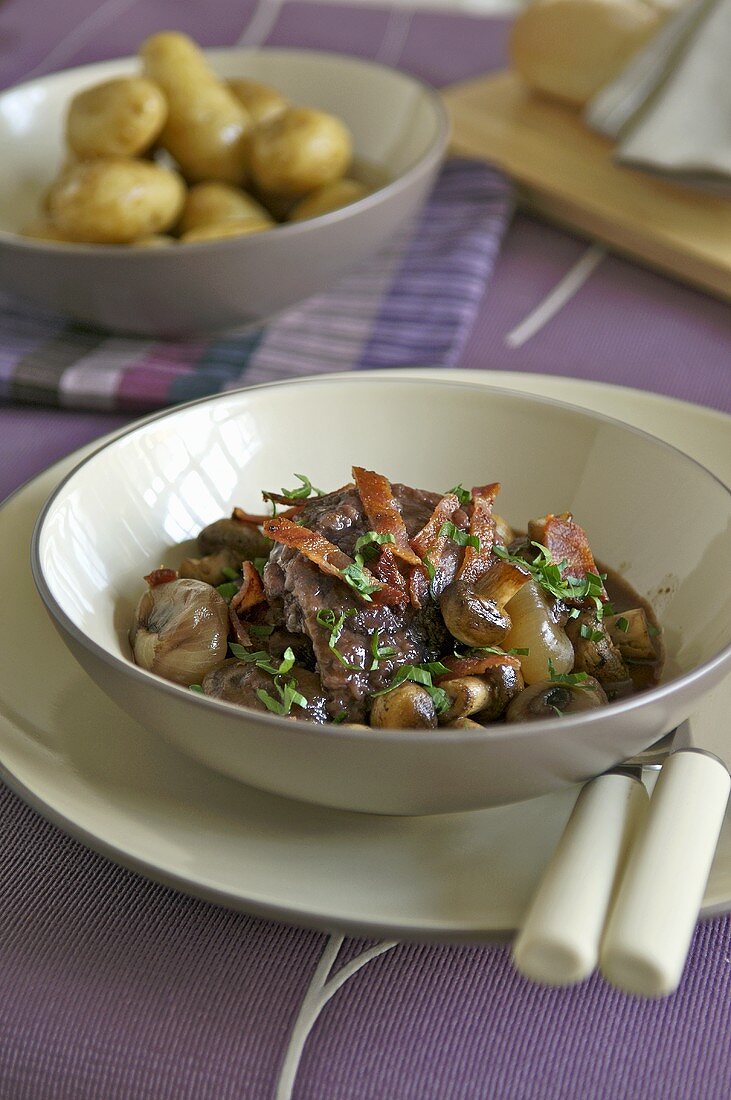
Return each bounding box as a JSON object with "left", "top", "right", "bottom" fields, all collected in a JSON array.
[
  {"left": 512, "top": 771, "right": 648, "bottom": 985},
  {"left": 600, "top": 749, "right": 730, "bottom": 998}
]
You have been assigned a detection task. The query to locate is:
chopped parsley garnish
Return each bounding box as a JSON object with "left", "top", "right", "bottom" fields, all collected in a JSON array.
[
  {"left": 257, "top": 675, "right": 308, "bottom": 716},
  {"left": 446, "top": 484, "right": 471, "bottom": 506},
  {"left": 615, "top": 617, "right": 630, "bottom": 633},
  {"left": 580, "top": 623, "right": 605, "bottom": 643},
  {"left": 495, "top": 541, "right": 610, "bottom": 617},
  {"left": 216, "top": 580, "right": 240, "bottom": 602},
  {"left": 230, "top": 644, "right": 296, "bottom": 677},
  {"left": 249, "top": 624, "right": 274, "bottom": 637},
  {"left": 548, "top": 658, "right": 590, "bottom": 687},
  {"left": 550, "top": 705, "right": 563, "bottom": 718},
  {"left": 341, "top": 562, "right": 380, "bottom": 601},
  {"left": 370, "top": 629, "right": 397, "bottom": 670},
  {"left": 438, "top": 522, "right": 480, "bottom": 551},
  {"left": 277, "top": 473, "right": 324, "bottom": 501},
  {"left": 423, "top": 555, "right": 436, "bottom": 583},
  {"left": 316, "top": 608, "right": 362, "bottom": 671},
  {"left": 189, "top": 684, "right": 205, "bottom": 694},
  {"left": 648, "top": 623, "right": 661, "bottom": 638},
  {"left": 221, "top": 566, "right": 240, "bottom": 581},
  {"left": 371, "top": 662, "right": 451, "bottom": 715},
  {"left": 332, "top": 710, "right": 348, "bottom": 725},
  {"left": 252, "top": 557, "right": 269, "bottom": 577},
  {"left": 353, "top": 531, "right": 395, "bottom": 563}
]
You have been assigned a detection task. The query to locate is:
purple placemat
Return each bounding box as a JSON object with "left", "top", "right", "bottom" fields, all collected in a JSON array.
[
  {"left": 1, "top": 3, "right": 731, "bottom": 1100},
  {"left": 0, "top": 160, "right": 513, "bottom": 410}
]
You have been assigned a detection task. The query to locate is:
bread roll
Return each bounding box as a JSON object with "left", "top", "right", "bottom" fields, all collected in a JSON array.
[{"left": 510, "top": 0, "right": 662, "bottom": 107}]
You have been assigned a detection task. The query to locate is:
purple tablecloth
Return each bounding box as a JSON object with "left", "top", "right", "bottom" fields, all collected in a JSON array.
[{"left": 1, "top": 2, "right": 731, "bottom": 1098}]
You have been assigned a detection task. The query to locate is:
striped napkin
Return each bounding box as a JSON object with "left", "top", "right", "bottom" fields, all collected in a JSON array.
[{"left": 0, "top": 160, "right": 512, "bottom": 412}]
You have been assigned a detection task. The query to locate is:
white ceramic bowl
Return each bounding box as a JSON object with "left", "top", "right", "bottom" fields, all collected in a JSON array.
[
  {"left": 0, "top": 49, "right": 448, "bottom": 336},
  {"left": 31, "top": 376, "right": 731, "bottom": 815}
]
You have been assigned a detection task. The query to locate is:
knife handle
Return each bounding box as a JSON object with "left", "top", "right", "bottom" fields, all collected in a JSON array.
[
  {"left": 600, "top": 749, "right": 730, "bottom": 998},
  {"left": 512, "top": 771, "right": 648, "bottom": 985}
]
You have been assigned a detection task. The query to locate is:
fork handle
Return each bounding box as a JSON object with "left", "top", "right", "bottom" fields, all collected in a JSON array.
[
  {"left": 600, "top": 749, "right": 730, "bottom": 997},
  {"left": 512, "top": 771, "right": 648, "bottom": 985}
]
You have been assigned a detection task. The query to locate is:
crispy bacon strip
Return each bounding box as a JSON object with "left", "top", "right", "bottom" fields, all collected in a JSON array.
[
  {"left": 232, "top": 505, "right": 302, "bottom": 527},
  {"left": 352, "top": 466, "right": 421, "bottom": 567},
  {"left": 528, "top": 512, "right": 606, "bottom": 596},
  {"left": 459, "top": 482, "right": 500, "bottom": 585},
  {"left": 372, "top": 546, "right": 408, "bottom": 606},
  {"left": 435, "top": 652, "right": 521, "bottom": 683},
  {"left": 228, "top": 562, "right": 267, "bottom": 647},
  {"left": 407, "top": 492, "right": 461, "bottom": 608},
  {"left": 144, "top": 567, "right": 178, "bottom": 587},
  {"left": 263, "top": 516, "right": 403, "bottom": 605},
  {"left": 231, "top": 562, "right": 266, "bottom": 614}
]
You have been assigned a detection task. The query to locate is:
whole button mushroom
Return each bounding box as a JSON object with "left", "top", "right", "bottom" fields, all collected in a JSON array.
[
  {"left": 130, "top": 577, "right": 229, "bottom": 685},
  {"left": 66, "top": 77, "right": 168, "bottom": 159},
  {"left": 369, "top": 683, "right": 438, "bottom": 729},
  {"left": 48, "top": 159, "right": 185, "bottom": 244},
  {"left": 250, "top": 107, "right": 353, "bottom": 197},
  {"left": 506, "top": 677, "right": 607, "bottom": 722}
]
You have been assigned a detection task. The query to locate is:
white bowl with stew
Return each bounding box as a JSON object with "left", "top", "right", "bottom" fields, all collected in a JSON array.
[
  {"left": 31, "top": 376, "right": 731, "bottom": 815},
  {"left": 0, "top": 49, "right": 447, "bottom": 336}
]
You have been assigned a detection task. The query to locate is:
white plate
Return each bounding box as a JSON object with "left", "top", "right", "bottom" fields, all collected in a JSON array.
[{"left": 2, "top": 369, "right": 730, "bottom": 939}]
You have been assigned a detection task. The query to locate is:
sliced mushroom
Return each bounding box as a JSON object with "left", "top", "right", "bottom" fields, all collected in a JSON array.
[
  {"left": 440, "top": 676, "right": 493, "bottom": 722},
  {"left": 605, "top": 608, "right": 658, "bottom": 663},
  {"left": 369, "top": 683, "right": 438, "bottom": 729},
  {"left": 565, "top": 610, "right": 629, "bottom": 687},
  {"left": 198, "top": 515, "right": 271, "bottom": 560},
  {"left": 440, "top": 559, "right": 530, "bottom": 648},
  {"left": 493, "top": 513, "right": 515, "bottom": 547},
  {"left": 130, "top": 577, "right": 229, "bottom": 685},
  {"left": 445, "top": 717, "right": 483, "bottom": 729},
  {"left": 506, "top": 677, "right": 607, "bottom": 722}
]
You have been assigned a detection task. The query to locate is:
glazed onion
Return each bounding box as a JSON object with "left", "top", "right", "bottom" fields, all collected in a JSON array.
[
  {"left": 130, "top": 577, "right": 229, "bottom": 685},
  {"left": 503, "top": 580, "right": 573, "bottom": 684}
]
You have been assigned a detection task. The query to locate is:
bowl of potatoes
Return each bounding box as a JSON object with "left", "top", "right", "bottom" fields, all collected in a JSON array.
[{"left": 0, "top": 33, "right": 448, "bottom": 336}]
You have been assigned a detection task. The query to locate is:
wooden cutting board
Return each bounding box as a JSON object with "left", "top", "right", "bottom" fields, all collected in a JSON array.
[{"left": 443, "top": 70, "right": 731, "bottom": 301}]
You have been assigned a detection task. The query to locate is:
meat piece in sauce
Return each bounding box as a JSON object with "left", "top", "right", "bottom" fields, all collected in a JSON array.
[{"left": 264, "top": 484, "right": 465, "bottom": 722}]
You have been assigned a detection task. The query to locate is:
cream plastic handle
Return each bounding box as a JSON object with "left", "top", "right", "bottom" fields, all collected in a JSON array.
[
  {"left": 513, "top": 772, "right": 648, "bottom": 986},
  {"left": 600, "top": 750, "right": 730, "bottom": 998}
]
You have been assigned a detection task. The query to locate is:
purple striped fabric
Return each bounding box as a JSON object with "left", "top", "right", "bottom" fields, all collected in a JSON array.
[{"left": 0, "top": 161, "right": 513, "bottom": 410}]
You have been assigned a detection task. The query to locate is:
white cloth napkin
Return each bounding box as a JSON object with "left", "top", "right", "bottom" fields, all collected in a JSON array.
[{"left": 586, "top": 0, "right": 731, "bottom": 194}]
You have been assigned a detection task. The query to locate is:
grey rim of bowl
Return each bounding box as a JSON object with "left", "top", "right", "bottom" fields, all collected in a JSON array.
[
  {"left": 29, "top": 373, "right": 731, "bottom": 745},
  {"left": 0, "top": 47, "right": 451, "bottom": 256}
]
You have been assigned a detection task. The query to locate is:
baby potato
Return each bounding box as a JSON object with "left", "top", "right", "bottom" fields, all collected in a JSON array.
[
  {"left": 288, "top": 179, "right": 369, "bottom": 221},
  {"left": 250, "top": 107, "right": 353, "bottom": 197},
  {"left": 131, "top": 234, "right": 176, "bottom": 247},
  {"left": 178, "top": 181, "right": 272, "bottom": 235},
  {"left": 48, "top": 158, "right": 185, "bottom": 243},
  {"left": 140, "top": 32, "right": 251, "bottom": 184},
  {"left": 228, "top": 78, "right": 288, "bottom": 125},
  {"left": 21, "top": 218, "right": 72, "bottom": 243},
  {"left": 181, "top": 217, "right": 273, "bottom": 243},
  {"left": 66, "top": 77, "right": 167, "bottom": 159}
]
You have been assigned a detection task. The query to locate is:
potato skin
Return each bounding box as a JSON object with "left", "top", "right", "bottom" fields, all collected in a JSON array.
[
  {"left": 66, "top": 77, "right": 167, "bottom": 159},
  {"left": 178, "top": 182, "right": 272, "bottom": 234},
  {"left": 250, "top": 107, "right": 352, "bottom": 197},
  {"left": 48, "top": 158, "right": 185, "bottom": 243},
  {"left": 180, "top": 217, "right": 273, "bottom": 243},
  {"left": 228, "top": 79, "right": 288, "bottom": 125},
  {"left": 288, "top": 178, "right": 368, "bottom": 222},
  {"left": 140, "top": 32, "right": 251, "bottom": 183}
]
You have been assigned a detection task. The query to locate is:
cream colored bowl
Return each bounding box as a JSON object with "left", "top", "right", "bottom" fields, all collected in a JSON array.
[
  {"left": 0, "top": 49, "right": 448, "bottom": 336},
  {"left": 31, "top": 376, "right": 731, "bottom": 815}
]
